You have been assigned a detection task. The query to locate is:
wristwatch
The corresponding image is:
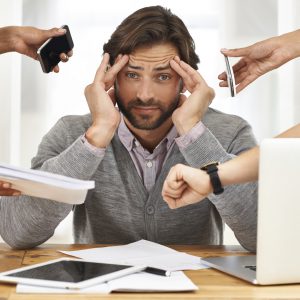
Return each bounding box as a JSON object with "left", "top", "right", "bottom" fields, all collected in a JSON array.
[{"left": 201, "top": 162, "right": 224, "bottom": 195}]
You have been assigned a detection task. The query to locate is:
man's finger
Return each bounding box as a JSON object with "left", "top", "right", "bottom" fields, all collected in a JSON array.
[{"left": 94, "top": 53, "right": 110, "bottom": 82}]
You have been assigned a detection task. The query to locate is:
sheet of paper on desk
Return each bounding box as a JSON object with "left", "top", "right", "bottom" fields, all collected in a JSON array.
[
  {"left": 17, "top": 271, "right": 197, "bottom": 294},
  {"left": 0, "top": 162, "right": 94, "bottom": 204},
  {"left": 60, "top": 239, "right": 208, "bottom": 271}
]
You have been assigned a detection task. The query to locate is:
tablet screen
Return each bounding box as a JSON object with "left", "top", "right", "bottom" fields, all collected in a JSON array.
[{"left": 6, "top": 260, "right": 130, "bottom": 283}]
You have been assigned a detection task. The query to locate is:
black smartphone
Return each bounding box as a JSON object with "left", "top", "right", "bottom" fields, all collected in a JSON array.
[
  {"left": 37, "top": 25, "right": 74, "bottom": 73},
  {"left": 224, "top": 55, "right": 236, "bottom": 97}
]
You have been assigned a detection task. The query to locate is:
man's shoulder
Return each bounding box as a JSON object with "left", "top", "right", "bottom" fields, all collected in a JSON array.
[{"left": 203, "top": 107, "right": 250, "bottom": 129}]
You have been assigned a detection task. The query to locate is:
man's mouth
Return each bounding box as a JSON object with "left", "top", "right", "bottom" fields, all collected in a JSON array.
[{"left": 132, "top": 106, "right": 160, "bottom": 113}]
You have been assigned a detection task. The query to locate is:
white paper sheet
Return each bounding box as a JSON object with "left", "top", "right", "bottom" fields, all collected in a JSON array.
[
  {"left": 60, "top": 240, "right": 208, "bottom": 271},
  {"left": 17, "top": 271, "right": 198, "bottom": 294},
  {"left": 0, "top": 162, "right": 94, "bottom": 204}
]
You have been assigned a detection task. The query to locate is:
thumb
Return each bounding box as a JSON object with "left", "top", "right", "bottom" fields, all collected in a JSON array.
[
  {"left": 108, "top": 88, "right": 116, "bottom": 105},
  {"left": 221, "top": 46, "right": 251, "bottom": 58},
  {"left": 177, "top": 93, "right": 187, "bottom": 107},
  {"left": 43, "top": 27, "right": 66, "bottom": 39}
]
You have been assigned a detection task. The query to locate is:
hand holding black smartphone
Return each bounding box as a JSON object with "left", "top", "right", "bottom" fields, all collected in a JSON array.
[{"left": 37, "top": 25, "right": 74, "bottom": 73}]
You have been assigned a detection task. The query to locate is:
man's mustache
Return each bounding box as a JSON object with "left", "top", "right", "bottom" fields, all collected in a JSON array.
[{"left": 127, "top": 98, "right": 162, "bottom": 108}]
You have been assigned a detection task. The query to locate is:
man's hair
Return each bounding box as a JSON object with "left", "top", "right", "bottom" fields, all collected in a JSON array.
[{"left": 103, "top": 6, "right": 200, "bottom": 69}]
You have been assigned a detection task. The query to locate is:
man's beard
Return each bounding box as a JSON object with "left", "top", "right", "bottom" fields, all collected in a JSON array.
[{"left": 114, "top": 87, "right": 180, "bottom": 130}]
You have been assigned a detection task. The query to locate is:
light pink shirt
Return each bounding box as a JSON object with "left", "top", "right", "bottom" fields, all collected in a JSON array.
[{"left": 82, "top": 116, "right": 205, "bottom": 192}]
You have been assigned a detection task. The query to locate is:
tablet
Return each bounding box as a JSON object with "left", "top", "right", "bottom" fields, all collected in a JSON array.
[{"left": 0, "top": 258, "right": 145, "bottom": 289}]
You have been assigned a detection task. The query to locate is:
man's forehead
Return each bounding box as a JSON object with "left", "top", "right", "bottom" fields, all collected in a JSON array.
[{"left": 128, "top": 43, "right": 179, "bottom": 69}]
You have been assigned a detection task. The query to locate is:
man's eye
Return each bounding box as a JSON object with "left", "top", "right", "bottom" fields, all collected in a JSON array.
[
  {"left": 126, "top": 72, "right": 138, "bottom": 79},
  {"left": 158, "top": 74, "right": 171, "bottom": 81}
]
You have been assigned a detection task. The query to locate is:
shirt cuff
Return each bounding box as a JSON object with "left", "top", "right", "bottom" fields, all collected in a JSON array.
[
  {"left": 175, "top": 121, "right": 206, "bottom": 150},
  {"left": 80, "top": 134, "right": 106, "bottom": 158}
]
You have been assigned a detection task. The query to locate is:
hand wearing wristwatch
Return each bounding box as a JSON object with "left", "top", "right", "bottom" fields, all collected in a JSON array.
[{"left": 201, "top": 162, "right": 224, "bottom": 195}]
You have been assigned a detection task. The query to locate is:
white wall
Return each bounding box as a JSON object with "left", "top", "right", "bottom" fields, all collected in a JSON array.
[{"left": 1, "top": 0, "right": 299, "bottom": 245}]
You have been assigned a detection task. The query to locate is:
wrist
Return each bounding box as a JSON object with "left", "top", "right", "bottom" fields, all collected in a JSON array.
[
  {"left": 86, "top": 123, "right": 117, "bottom": 148},
  {"left": 174, "top": 118, "right": 199, "bottom": 136},
  {"left": 201, "top": 162, "right": 224, "bottom": 195},
  {"left": 0, "top": 26, "right": 17, "bottom": 53},
  {"left": 279, "top": 29, "right": 300, "bottom": 60},
  {"left": 291, "top": 29, "right": 300, "bottom": 58}
]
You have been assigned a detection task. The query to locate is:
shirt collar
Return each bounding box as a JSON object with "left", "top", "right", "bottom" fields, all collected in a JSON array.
[{"left": 118, "top": 115, "right": 178, "bottom": 152}]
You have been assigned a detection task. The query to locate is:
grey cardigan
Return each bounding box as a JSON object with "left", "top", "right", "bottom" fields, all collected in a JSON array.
[{"left": 0, "top": 108, "right": 258, "bottom": 251}]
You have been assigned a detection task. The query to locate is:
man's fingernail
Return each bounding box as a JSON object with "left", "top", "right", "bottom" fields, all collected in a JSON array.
[
  {"left": 3, "top": 183, "right": 10, "bottom": 188},
  {"left": 221, "top": 48, "right": 228, "bottom": 52},
  {"left": 58, "top": 28, "right": 66, "bottom": 33},
  {"left": 13, "top": 192, "right": 21, "bottom": 196}
]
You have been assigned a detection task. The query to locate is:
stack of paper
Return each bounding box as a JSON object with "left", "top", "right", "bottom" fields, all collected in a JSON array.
[
  {"left": 60, "top": 239, "right": 206, "bottom": 271},
  {"left": 0, "top": 163, "right": 94, "bottom": 204},
  {"left": 17, "top": 271, "right": 197, "bottom": 294},
  {"left": 17, "top": 240, "right": 206, "bottom": 294}
]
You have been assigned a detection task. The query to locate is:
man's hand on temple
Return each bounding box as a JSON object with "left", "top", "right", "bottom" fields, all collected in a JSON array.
[
  {"left": 170, "top": 56, "right": 215, "bottom": 135},
  {"left": 84, "top": 53, "right": 129, "bottom": 148}
]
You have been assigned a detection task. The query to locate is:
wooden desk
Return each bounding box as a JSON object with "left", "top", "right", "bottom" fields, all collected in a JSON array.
[{"left": 0, "top": 243, "right": 300, "bottom": 299}]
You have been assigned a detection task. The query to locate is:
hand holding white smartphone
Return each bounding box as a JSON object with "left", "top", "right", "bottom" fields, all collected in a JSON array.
[{"left": 37, "top": 25, "right": 74, "bottom": 73}]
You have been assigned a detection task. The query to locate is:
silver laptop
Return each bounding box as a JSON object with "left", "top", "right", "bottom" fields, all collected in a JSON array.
[{"left": 202, "top": 138, "right": 300, "bottom": 285}]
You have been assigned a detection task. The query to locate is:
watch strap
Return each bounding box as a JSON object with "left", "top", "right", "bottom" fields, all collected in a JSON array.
[{"left": 201, "top": 162, "right": 224, "bottom": 195}]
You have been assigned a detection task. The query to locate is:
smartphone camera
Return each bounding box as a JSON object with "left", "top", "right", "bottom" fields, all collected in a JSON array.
[
  {"left": 37, "top": 25, "right": 74, "bottom": 73},
  {"left": 224, "top": 55, "right": 236, "bottom": 97}
]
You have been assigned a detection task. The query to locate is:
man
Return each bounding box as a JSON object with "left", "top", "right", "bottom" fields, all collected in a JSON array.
[{"left": 0, "top": 6, "right": 257, "bottom": 251}]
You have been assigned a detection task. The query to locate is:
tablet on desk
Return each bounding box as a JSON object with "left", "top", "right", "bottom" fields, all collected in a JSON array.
[{"left": 0, "top": 258, "right": 145, "bottom": 289}]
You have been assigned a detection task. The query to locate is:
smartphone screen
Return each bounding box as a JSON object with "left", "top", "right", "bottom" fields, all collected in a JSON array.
[
  {"left": 37, "top": 25, "right": 74, "bottom": 73},
  {"left": 224, "top": 55, "right": 236, "bottom": 97}
]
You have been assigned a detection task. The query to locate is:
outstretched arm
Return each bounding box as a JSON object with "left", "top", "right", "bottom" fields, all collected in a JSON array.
[
  {"left": 162, "top": 123, "right": 300, "bottom": 208},
  {"left": 219, "top": 29, "right": 300, "bottom": 93},
  {"left": 0, "top": 26, "right": 73, "bottom": 72}
]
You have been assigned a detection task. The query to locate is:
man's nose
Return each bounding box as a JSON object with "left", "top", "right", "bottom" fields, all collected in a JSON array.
[{"left": 136, "top": 79, "right": 154, "bottom": 102}]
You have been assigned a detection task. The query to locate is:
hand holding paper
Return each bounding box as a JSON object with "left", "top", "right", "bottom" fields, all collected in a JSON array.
[{"left": 0, "top": 163, "right": 94, "bottom": 204}]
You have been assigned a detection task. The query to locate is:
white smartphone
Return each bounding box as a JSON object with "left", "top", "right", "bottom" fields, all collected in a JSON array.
[
  {"left": 0, "top": 258, "right": 145, "bottom": 289},
  {"left": 37, "top": 25, "right": 74, "bottom": 73},
  {"left": 224, "top": 55, "right": 236, "bottom": 97}
]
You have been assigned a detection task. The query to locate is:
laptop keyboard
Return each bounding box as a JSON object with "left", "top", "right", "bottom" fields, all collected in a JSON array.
[{"left": 245, "top": 265, "right": 256, "bottom": 271}]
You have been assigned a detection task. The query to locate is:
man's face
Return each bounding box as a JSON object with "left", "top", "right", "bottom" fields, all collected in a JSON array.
[{"left": 115, "top": 43, "right": 182, "bottom": 130}]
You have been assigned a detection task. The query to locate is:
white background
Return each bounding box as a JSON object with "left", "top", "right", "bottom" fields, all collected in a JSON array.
[{"left": 1, "top": 0, "right": 300, "bottom": 245}]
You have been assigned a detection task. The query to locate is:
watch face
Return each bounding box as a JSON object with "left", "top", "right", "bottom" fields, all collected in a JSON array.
[{"left": 201, "top": 162, "right": 219, "bottom": 170}]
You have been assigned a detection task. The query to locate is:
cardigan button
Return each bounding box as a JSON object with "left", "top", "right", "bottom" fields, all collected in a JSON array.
[{"left": 146, "top": 205, "right": 155, "bottom": 215}]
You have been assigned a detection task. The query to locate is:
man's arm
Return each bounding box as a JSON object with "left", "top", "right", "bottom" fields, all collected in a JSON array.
[
  {"left": 176, "top": 117, "right": 257, "bottom": 252},
  {"left": 0, "top": 53, "right": 130, "bottom": 249},
  {"left": 0, "top": 117, "right": 105, "bottom": 249}
]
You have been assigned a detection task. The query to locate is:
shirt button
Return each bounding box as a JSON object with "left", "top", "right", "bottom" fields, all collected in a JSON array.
[
  {"left": 146, "top": 161, "right": 153, "bottom": 168},
  {"left": 146, "top": 205, "right": 155, "bottom": 215},
  {"left": 135, "top": 140, "right": 140, "bottom": 147}
]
